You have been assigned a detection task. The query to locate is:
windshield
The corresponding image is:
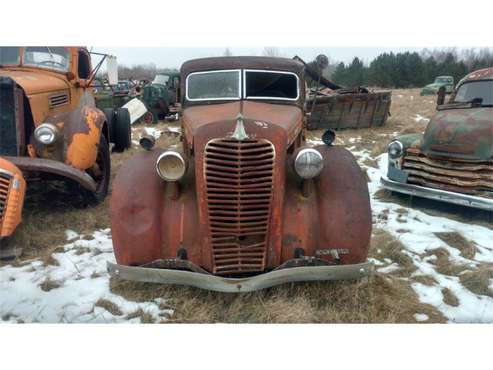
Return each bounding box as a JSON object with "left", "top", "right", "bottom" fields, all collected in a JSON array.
[
  {"left": 186, "top": 69, "right": 299, "bottom": 102},
  {"left": 153, "top": 74, "right": 170, "bottom": 85},
  {"left": 436, "top": 77, "right": 452, "bottom": 84},
  {"left": 0, "top": 47, "right": 21, "bottom": 65},
  {"left": 187, "top": 70, "right": 241, "bottom": 100},
  {"left": 23, "top": 47, "right": 70, "bottom": 72},
  {"left": 117, "top": 81, "right": 129, "bottom": 90},
  {"left": 245, "top": 70, "right": 298, "bottom": 100},
  {"left": 454, "top": 80, "right": 493, "bottom": 106}
]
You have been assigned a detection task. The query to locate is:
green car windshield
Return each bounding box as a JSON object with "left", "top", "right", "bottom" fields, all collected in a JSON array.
[
  {"left": 153, "top": 75, "right": 170, "bottom": 85},
  {"left": 454, "top": 80, "right": 493, "bottom": 106},
  {"left": 435, "top": 77, "right": 452, "bottom": 84}
]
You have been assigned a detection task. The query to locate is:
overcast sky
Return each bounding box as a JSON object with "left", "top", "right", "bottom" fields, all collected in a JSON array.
[{"left": 97, "top": 46, "right": 434, "bottom": 69}]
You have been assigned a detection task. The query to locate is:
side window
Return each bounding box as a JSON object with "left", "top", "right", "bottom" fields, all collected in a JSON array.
[{"left": 78, "top": 50, "right": 91, "bottom": 80}]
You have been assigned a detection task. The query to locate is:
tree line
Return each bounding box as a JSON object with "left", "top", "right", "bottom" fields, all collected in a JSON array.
[{"left": 329, "top": 48, "right": 493, "bottom": 89}]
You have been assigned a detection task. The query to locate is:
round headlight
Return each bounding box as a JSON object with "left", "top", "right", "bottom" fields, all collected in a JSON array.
[
  {"left": 156, "top": 151, "right": 186, "bottom": 181},
  {"left": 34, "top": 123, "right": 59, "bottom": 145},
  {"left": 388, "top": 141, "right": 404, "bottom": 160},
  {"left": 294, "top": 148, "right": 324, "bottom": 179}
]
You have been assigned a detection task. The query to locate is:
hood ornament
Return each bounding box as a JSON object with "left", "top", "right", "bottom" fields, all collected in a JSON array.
[{"left": 232, "top": 113, "right": 249, "bottom": 141}]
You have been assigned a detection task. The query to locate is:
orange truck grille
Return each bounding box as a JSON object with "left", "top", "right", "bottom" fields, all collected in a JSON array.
[
  {"left": 204, "top": 138, "right": 275, "bottom": 275},
  {"left": 403, "top": 148, "right": 493, "bottom": 196},
  {"left": 0, "top": 172, "right": 12, "bottom": 226}
]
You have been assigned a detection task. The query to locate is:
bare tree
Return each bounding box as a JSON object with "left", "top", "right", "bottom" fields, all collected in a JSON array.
[
  {"left": 223, "top": 47, "right": 233, "bottom": 56},
  {"left": 262, "top": 47, "right": 280, "bottom": 57}
]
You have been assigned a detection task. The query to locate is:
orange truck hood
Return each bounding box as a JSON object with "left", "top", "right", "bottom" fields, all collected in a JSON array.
[{"left": 0, "top": 69, "right": 69, "bottom": 95}]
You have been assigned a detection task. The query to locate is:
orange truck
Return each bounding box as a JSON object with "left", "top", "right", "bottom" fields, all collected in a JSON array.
[{"left": 0, "top": 46, "right": 131, "bottom": 258}]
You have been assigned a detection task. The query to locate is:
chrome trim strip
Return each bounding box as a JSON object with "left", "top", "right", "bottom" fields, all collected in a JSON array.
[{"left": 380, "top": 175, "right": 493, "bottom": 211}]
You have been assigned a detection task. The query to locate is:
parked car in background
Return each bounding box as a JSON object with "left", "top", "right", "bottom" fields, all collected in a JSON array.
[
  {"left": 93, "top": 78, "right": 131, "bottom": 110},
  {"left": 420, "top": 75, "right": 454, "bottom": 96},
  {"left": 141, "top": 72, "right": 180, "bottom": 123},
  {"left": 381, "top": 67, "right": 493, "bottom": 211},
  {"left": 108, "top": 56, "right": 373, "bottom": 292},
  {"left": 0, "top": 46, "right": 131, "bottom": 257}
]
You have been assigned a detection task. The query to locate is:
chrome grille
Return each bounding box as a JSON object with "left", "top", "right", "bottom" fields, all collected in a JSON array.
[
  {"left": 204, "top": 138, "right": 275, "bottom": 275},
  {"left": 403, "top": 148, "right": 493, "bottom": 195},
  {"left": 0, "top": 172, "right": 12, "bottom": 225}
]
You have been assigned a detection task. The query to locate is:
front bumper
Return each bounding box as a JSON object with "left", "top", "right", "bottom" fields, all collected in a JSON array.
[
  {"left": 107, "top": 260, "right": 373, "bottom": 293},
  {"left": 380, "top": 175, "right": 493, "bottom": 211}
]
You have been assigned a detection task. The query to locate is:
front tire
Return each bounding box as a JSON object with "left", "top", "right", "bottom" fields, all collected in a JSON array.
[{"left": 113, "top": 108, "right": 131, "bottom": 152}]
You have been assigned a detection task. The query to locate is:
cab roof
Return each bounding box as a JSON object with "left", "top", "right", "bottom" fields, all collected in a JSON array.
[
  {"left": 180, "top": 56, "right": 304, "bottom": 77},
  {"left": 458, "top": 67, "right": 493, "bottom": 86}
]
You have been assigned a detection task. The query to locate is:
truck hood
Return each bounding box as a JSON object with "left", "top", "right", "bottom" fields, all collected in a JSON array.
[
  {"left": 421, "top": 107, "right": 493, "bottom": 161},
  {"left": 182, "top": 101, "right": 303, "bottom": 148},
  {"left": 0, "top": 69, "right": 69, "bottom": 95}
]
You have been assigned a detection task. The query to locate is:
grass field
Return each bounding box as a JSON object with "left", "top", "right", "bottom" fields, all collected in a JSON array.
[{"left": 1, "top": 88, "right": 492, "bottom": 323}]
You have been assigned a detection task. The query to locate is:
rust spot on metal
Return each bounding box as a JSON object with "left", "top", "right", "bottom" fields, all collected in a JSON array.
[{"left": 65, "top": 108, "right": 101, "bottom": 170}]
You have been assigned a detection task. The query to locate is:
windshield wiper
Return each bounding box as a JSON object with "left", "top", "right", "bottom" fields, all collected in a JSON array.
[{"left": 437, "top": 97, "right": 486, "bottom": 110}]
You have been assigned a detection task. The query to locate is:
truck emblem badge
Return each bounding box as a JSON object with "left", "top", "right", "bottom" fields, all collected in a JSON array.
[{"left": 232, "top": 113, "right": 249, "bottom": 141}]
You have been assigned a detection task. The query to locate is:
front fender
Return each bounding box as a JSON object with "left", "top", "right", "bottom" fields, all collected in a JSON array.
[
  {"left": 110, "top": 150, "right": 200, "bottom": 266},
  {"left": 281, "top": 145, "right": 372, "bottom": 264},
  {"left": 44, "top": 106, "right": 106, "bottom": 171}
]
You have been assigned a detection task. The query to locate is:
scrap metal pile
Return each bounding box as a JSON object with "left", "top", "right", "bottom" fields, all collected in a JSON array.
[{"left": 295, "top": 56, "right": 392, "bottom": 130}]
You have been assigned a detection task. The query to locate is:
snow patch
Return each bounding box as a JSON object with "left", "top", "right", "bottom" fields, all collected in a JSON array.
[
  {"left": 144, "top": 127, "right": 162, "bottom": 139},
  {"left": 413, "top": 114, "right": 430, "bottom": 123},
  {"left": 414, "top": 313, "right": 429, "bottom": 322},
  {"left": 0, "top": 230, "right": 173, "bottom": 323},
  {"left": 357, "top": 148, "right": 493, "bottom": 323}
]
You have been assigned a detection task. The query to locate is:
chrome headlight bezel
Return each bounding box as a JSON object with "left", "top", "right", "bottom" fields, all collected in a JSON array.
[
  {"left": 34, "top": 123, "right": 59, "bottom": 145},
  {"left": 156, "top": 150, "right": 187, "bottom": 182},
  {"left": 294, "top": 148, "right": 324, "bottom": 179},
  {"left": 388, "top": 140, "right": 404, "bottom": 160}
]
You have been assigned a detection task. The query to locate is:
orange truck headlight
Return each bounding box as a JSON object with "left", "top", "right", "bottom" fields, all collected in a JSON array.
[{"left": 0, "top": 159, "right": 26, "bottom": 238}]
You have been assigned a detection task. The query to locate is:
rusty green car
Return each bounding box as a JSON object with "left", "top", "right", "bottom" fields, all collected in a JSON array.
[
  {"left": 420, "top": 75, "right": 454, "bottom": 96},
  {"left": 381, "top": 67, "right": 493, "bottom": 211}
]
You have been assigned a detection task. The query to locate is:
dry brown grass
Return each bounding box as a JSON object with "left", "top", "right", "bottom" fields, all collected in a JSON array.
[
  {"left": 39, "top": 278, "right": 62, "bottom": 292},
  {"left": 125, "top": 308, "right": 155, "bottom": 323},
  {"left": 441, "top": 288, "right": 460, "bottom": 307},
  {"left": 109, "top": 273, "right": 445, "bottom": 323},
  {"left": 425, "top": 248, "right": 469, "bottom": 276},
  {"left": 434, "top": 232, "right": 477, "bottom": 260},
  {"left": 459, "top": 266, "right": 493, "bottom": 298},
  {"left": 412, "top": 275, "right": 438, "bottom": 286},
  {"left": 370, "top": 228, "right": 417, "bottom": 276},
  {"left": 95, "top": 298, "right": 123, "bottom": 316}
]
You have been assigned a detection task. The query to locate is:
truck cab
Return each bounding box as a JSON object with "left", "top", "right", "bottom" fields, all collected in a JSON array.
[{"left": 0, "top": 46, "right": 131, "bottom": 257}]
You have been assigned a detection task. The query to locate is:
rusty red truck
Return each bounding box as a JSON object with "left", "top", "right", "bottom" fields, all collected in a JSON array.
[
  {"left": 381, "top": 67, "right": 493, "bottom": 211},
  {"left": 108, "top": 56, "right": 373, "bottom": 292}
]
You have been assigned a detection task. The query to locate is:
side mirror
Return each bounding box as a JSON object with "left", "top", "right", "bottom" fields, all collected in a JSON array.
[{"left": 437, "top": 86, "right": 446, "bottom": 106}]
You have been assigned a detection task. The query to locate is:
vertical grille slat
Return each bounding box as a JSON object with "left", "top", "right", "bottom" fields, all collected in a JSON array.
[
  {"left": 0, "top": 173, "right": 12, "bottom": 225},
  {"left": 205, "top": 138, "right": 275, "bottom": 275}
]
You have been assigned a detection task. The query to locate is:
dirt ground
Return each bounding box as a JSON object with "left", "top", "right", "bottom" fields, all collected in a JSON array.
[{"left": 1, "top": 88, "right": 492, "bottom": 323}]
